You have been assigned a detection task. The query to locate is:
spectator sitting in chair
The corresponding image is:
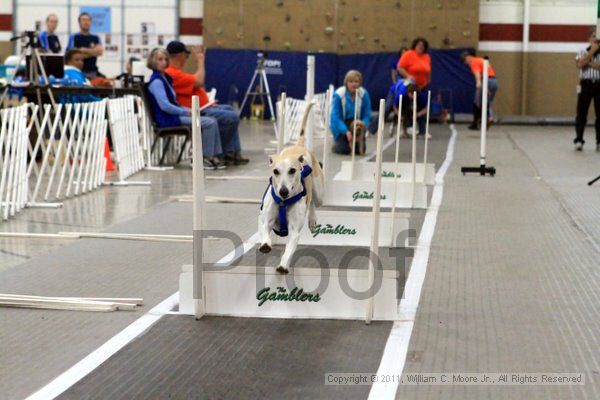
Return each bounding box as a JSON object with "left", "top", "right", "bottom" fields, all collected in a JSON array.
[
  {"left": 59, "top": 49, "right": 100, "bottom": 104},
  {"left": 63, "top": 49, "right": 91, "bottom": 86},
  {"left": 392, "top": 79, "right": 429, "bottom": 139},
  {"left": 146, "top": 48, "right": 226, "bottom": 170},
  {"left": 165, "top": 41, "right": 248, "bottom": 166},
  {"left": 330, "top": 70, "right": 372, "bottom": 155}
]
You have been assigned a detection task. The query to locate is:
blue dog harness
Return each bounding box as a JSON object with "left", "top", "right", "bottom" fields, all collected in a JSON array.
[{"left": 260, "top": 165, "right": 313, "bottom": 237}]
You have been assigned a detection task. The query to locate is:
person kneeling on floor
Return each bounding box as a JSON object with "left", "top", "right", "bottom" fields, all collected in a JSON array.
[
  {"left": 330, "top": 70, "right": 372, "bottom": 155},
  {"left": 392, "top": 79, "right": 429, "bottom": 139},
  {"left": 146, "top": 48, "right": 226, "bottom": 170}
]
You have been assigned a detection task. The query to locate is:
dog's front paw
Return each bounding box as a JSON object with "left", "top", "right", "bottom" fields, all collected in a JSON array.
[
  {"left": 276, "top": 266, "right": 289, "bottom": 274},
  {"left": 259, "top": 243, "right": 272, "bottom": 253}
]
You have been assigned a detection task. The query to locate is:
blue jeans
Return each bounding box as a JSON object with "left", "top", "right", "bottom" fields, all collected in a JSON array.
[
  {"left": 202, "top": 104, "right": 241, "bottom": 154},
  {"left": 475, "top": 77, "right": 498, "bottom": 120},
  {"left": 333, "top": 133, "right": 366, "bottom": 155},
  {"left": 180, "top": 115, "right": 223, "bottom": 157}
]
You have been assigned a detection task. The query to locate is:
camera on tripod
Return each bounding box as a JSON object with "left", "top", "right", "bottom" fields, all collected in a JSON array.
[{"left": 11, "top": 31, "right": 41, "bottom": 48}]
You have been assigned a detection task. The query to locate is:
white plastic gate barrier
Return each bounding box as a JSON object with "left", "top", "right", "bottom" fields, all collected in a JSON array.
[{"left": 0, "top": 103, "right": 29, "bottom": 220}]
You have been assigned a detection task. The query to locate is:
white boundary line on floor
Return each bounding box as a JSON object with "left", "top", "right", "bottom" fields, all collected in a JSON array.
[
  {"left": 25, "top": 232, "right": 258, "bottom": 400},
  {"left": 368, "top": 124, "right": 458, "bottom": 400}
]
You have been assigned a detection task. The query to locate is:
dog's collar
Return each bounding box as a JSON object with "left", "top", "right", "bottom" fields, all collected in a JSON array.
[{"left": 260, "top": 165, "right": 312, "bottom": 237}]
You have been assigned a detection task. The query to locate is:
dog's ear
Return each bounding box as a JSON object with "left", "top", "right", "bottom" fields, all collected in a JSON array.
[{"left": 298, "top": 155, "right": 304, "bottom": 164}]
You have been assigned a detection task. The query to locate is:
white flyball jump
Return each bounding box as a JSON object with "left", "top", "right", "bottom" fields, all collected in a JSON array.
[
  {"left": 180, "top": 95, "right": 403, "bottom": 322},
  {"left": 322, "top": 94, "right": 429, "bottom": 209}
]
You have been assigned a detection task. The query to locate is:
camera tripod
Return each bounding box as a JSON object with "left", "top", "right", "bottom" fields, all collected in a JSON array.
[
  {"left": 239, "top": 52, "right": 276, "bottom": 121},
  {"left": 0, "top": 31, "right": 56, "bottom": 108}
]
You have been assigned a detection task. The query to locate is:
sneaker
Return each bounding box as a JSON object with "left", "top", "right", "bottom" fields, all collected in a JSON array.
[
  {"left": 211, "top": 158, "right": 228, "bottom": 170},
  {"left": 203, "top": 158, "right": 216, "bottom": 170},
  {"left": 234, "top": 153, "right": 250, "bottom": 165},
  {"left": 468, "top": 123, "right": 479, "bottom": 130},
  {"left": 425, "top": 133, "right": 432, "bottom": 139},
  {"left": 401, "top": 132, "right": 410, "bottom": 139},
  {"left": 575, "top": 142, "right": 583, "bottom": 151}
]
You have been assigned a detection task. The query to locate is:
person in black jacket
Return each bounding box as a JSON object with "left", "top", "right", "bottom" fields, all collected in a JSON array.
[{"left": 574, "top": 28, "right": 600, "bottom": 151}]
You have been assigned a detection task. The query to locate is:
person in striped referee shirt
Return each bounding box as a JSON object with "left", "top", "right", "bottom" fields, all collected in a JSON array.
[{"left": 574, "top": 28, "right": 600, "bottom": 151}]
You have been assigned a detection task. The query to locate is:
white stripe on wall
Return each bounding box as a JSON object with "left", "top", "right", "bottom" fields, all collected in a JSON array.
[
  {"left": 480, "top": 1, "right": 595, "bottom": 25},
  {"left": 180, "top": 35, "right": 203, "bottom": 45},
  {"left": 479, "top": 41, "right": 587, "bottom": 53}
]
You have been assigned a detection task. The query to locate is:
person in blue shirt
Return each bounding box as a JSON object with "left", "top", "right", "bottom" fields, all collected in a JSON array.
[
  {"left": 38, "top": 14, "right": 61, "bottom": 54},
  {"left": 391, "top": 79, "right": 429, "bottom": 138},
  {"left": 330, "top": 70, "right": 372, "bottom": 154},
  {"left": 66, "top": 12, "right": 104, "bottom": 79},
  {"left": 58, "top": 49, "right": 100, "bottom": 104},
  {"left": 146, "top": 48, "right": 226, "bottom": 170}
]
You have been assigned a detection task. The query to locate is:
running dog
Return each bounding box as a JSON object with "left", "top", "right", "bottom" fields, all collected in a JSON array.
[{"left": 258, "top": 102, "right": 324, "bottom": 274}]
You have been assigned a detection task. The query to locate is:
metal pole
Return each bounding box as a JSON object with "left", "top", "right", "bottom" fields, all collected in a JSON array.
[
  {"left": 520, "top": 0, "right": 530, "bottom": 115},
  {"left": 423, "top": 90, "right": 431, "bottom": 181},
  {"left": 411, "top": 94, "right": 417, "bottom": 208},
  {"left": 322, "top": 86, "right": 333, "bottom": 189},
  {"left": 480, "top": 60, "right": 489, "bottom": 167}
]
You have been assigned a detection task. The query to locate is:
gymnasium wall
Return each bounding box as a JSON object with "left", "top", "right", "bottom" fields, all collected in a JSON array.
[
  {"left": 203, "top": 0, "right": 480, "bottom": 53},
  {"left": 479, "top": 0, "right": 595, "bottom": 118}
]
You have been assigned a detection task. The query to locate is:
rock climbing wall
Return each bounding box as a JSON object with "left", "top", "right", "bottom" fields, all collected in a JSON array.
[{"left": 203, "top": 0, "right": 478, "bottom": 53}]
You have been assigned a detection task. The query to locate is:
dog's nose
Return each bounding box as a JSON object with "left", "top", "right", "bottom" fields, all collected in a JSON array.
[{"left": 279, "top": 187, "right": 289, "bottom": 199}]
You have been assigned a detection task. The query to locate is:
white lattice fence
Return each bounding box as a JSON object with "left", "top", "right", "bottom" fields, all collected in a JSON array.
[
  {"left": 0, "top": 103, "right": 29, "bottom": 220},
  {"left": 278, "top": 91, "right": 329, "bottom": 145},
  {"left": 107, "top": 96, "right": 146, "bottom": 181},
  {"left": 28, "top": 100, "right": 108, "bottom": 204}
]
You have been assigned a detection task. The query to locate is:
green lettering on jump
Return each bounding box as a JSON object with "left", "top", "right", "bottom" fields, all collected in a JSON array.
[
  {"left": 381, "top": 170, "right": 399, "bottom": 178},
  {"left": 352, "top": 191, "right": 388, "bottom": 202},
  {"left": 256, "top": 287, "right": 322, "bottom": 307},
  {"left": 312, "top": 223, "right": 358, "bottom": 238}
]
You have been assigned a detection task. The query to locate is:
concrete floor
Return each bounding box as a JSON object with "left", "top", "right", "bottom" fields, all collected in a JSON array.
[{"left": 1, "top": 120, "right": 599, "bottom": 399}]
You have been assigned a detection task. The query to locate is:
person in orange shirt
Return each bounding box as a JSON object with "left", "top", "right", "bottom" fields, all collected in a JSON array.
[
  {"left": 397, "top": 37, "right": 432, "bottom": 90},
  {"left": 165, "top": 41, "right": 248, "bottom": 165},
  {"left": 461, "top": 49, "right": 499, "bottom": 130}
]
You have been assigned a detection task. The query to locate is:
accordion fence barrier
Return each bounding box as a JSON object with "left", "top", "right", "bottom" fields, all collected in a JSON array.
[{"left": 0, "top": 95, "right": 159, "bottom": 223}]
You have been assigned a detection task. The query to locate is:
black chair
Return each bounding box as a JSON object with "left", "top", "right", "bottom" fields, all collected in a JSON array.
[{"left": 141, "top": 83, "right": 191, "bottom": 165}]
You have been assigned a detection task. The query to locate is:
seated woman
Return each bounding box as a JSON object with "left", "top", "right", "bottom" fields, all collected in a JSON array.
[
  {"left": 146, "top": 48, "right": 225, "bottom": 170},
  {"left": 330, "top": 70, "right": 371, "bottom": 155}
]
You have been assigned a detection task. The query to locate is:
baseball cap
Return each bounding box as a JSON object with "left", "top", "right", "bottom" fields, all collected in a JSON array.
[{"left": 166, "top": 41, "right": 190, "bottom": 55}]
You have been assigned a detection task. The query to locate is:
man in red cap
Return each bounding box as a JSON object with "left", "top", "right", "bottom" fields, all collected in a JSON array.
[{"left": 165, "top": 41, "right": 248, "bottom": 165}]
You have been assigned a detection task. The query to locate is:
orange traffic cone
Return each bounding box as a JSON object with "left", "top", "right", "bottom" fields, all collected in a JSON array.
[{"left": 104, "top": 138, "right": 116, "bottom": 171}]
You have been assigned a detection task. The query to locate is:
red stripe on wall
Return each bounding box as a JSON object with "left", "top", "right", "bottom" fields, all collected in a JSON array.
[
  {"left": 480, "top": 23, "right": 595, "bottom": 42},
  {"left": 0, "top": 14, "right": 12, "bottom": 31},
  {"left": 530, "top": 24, "right": 593, "bottom": 42},
  {"left": 480, "top": 24, "right": 523, "bottom": 41},
  {"left": 180, "top": 18, "right": 203, "bottom": 36}
]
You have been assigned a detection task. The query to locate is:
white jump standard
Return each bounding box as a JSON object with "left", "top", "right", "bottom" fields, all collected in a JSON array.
[{"left": 183, "top": 95, "right": 404, "bottom": 322}]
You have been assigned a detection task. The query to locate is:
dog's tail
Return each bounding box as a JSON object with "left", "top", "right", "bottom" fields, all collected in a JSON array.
[{"left": 296, "top": 101, "right": 315, "bottom": 147}]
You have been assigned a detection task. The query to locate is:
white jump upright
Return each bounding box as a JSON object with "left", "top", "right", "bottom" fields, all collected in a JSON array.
[
  {"left": 461, "top": 59, "right": 496, "bottom": 176},
  {"left": 366, "top": 99, "right": 386, "bottom": 324},
  {"left": 181, "top": 96, "right": 402, "bottom": 321},
  {"left": 191, "top": 95, "right": 207, "bottom": 319},
  {"left": 321, "top": 87, "right": 333, "bottom": 187},
  {"left": 305, "top": 53, "right": 315, "bottom": 151}
]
